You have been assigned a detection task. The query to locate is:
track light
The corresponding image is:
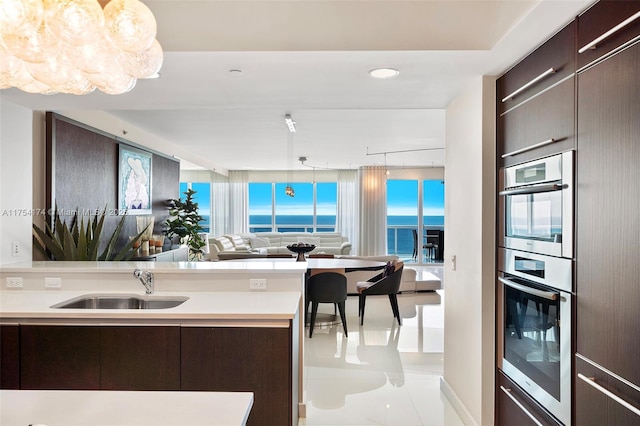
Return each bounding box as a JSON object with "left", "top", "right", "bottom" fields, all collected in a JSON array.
[{"left": 284, "top": 114, "right": 296, "bottom": 133}]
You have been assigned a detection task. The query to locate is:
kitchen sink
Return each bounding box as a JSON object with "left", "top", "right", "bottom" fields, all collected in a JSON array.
[{"left": 51, "top": 294, "right": 189, "bottom": 309}]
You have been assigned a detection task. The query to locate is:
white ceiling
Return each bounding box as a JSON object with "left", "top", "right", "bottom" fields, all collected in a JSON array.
[{"left": 1, "top": 0, "right": 594, "bottom": 173}]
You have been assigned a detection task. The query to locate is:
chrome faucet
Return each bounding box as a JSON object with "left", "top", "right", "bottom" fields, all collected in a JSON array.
[{"left": 133, "top": 269, "right": 154, "bottom": 294}]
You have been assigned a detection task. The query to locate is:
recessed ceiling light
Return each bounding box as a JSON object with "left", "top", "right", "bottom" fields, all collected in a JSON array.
[{"left": 369, "top": 68, "right": 399, "bottom": 79}]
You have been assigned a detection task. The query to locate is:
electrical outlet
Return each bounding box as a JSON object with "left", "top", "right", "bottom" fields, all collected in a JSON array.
[
  {"left": 45, "top": 277, "right": 62, "bottom": 289},
  {"left": 11, "top": 241, "right": 20, "bottom": 257},
  {"left": 249, "top": 278, "right": 267, "bottom": 290},
  {"left": 6, "top": 277, "right": 23, "bottom": 288}
]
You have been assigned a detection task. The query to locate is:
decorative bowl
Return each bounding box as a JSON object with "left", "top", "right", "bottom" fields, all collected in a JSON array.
[{"left": 286, "top": 244, "right": 316, "bottom": 261}]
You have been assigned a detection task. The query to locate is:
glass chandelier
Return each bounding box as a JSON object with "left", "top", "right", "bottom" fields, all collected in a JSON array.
[{"left": 0, "top": 0, "right": 163, "bottom": 95}]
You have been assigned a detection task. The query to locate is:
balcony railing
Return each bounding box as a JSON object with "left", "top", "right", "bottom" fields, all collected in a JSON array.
[{"left": 249, "top": 224, "right": 335, "bottom": 233}]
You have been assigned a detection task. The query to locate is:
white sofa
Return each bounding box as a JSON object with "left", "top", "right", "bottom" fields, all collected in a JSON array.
[{"left": 207, "top": 232, "right": 352, "bottom": 260}]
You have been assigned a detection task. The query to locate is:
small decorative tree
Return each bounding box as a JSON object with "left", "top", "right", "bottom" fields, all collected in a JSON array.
[{"left": 164, "top": 188, "right": 206, "bottom": 260}]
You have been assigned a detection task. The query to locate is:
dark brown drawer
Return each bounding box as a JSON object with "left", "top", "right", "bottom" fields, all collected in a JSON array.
[
  {"left": 577, "top": 0, "right": 640, "bottom": 69},
  {"left": 498, "top": 76, "right": 575, "bottom": 166},
  {"left": 498, "top": 20, "right": 576, "bottom": 114},
  {"left": 575, "top": 355, "right": 640, "bottom": 425},
  {"left": 496, "top": 370, "right": 563, "bottom": 426}
]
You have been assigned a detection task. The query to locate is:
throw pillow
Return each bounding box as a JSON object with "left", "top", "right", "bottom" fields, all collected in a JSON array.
[
  {"left": 297, "top": 237, "right": 321, "bottom": 246},
  {"left": 249, "top": 237, "right": 271, "bottom": 248}
]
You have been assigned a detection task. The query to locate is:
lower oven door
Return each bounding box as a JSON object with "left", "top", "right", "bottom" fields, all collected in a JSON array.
[{"left": 497, "top": 274, "right": 572, "bottom": 425}]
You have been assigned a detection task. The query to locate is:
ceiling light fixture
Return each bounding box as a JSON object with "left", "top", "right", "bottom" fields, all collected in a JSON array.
[
  {"left": 369, "top": 68, "right": 399, "bottom": 79},
  {"left": 284, "top": 114, "right": 296, "bottom": 132},
  {"left": 0, "top": 0, "right": 163, "bottom": 95}
]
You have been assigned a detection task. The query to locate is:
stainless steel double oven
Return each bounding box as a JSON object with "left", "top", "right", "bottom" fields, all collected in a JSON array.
[{"left": 497, "top": 151, "right": 574, "bottom": 425}]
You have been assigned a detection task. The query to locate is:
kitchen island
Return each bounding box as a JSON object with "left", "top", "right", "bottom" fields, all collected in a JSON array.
[
  {"left": 0, "top": 389, "right": 254, "bottom": 426},
  {"left": 0, "top": 260, "right": 306, "bottom": 426}
]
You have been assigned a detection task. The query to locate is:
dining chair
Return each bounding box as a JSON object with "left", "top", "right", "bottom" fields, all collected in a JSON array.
[
  {"left": 411, "top": 229, "right": 418, "bottom": 261},
  {"left": 306, "top": 272, "right": 348, "bottom": 338},
  {"left": 356, "top": 262, "right": 404, "bottom": 326}
]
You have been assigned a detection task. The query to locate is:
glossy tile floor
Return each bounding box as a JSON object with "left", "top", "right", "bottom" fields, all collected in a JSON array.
[{"left": 300, "top": 266, "right": 465, "bottom": 426}]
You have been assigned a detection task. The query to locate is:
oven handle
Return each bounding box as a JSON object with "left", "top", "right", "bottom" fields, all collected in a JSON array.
[
  {"left": 500, "top": 386, "right": 544, "bottom": 426},
  {"left": 499, "top": 183, "right": 567, "bottom": 196},
  {"left": 498, "top": 276, "right": 558, "bottom": 301}
]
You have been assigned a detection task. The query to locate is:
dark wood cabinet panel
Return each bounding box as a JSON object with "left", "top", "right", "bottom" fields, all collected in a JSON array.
[
  {"left": 575, "top": 356, "right": 640, "bottom": 425},
  {"left": 0, "top": 325, "right": 20, "bottom": 389},
  {"left": 577, "top": 0, "right": 640, "bottom": 69},
  {"left": 576, "top": 40, "right": 640, "bottom": 385},
  {"left": 498, "top": 21, "right": 576, "bottom": 114},
  {"left": 19, "top": 325, "right": 180, "bottom": 391},
  {"left": 498, "top": 76, "right": 575, "bottom": 166},
  {"left": 181, "top": 326, "right": 293, "bottom": 426},
  {"left": 496, "top": 371, "right": 563, "bottom": 426},
  {"left": 20, "top": 325, "right": 101, "bottom": 389},
  {"left": 100, "top": 326, "right": 180, "bottom": 390}
]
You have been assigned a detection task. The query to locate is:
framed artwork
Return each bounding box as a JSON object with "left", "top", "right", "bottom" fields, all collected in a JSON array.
[{"left": 118, "top": 144, "right": 152, "bottom": 215}]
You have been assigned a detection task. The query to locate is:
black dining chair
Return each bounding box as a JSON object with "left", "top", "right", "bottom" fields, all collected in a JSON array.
[
  {"left": 411, "top": 229, "right": 419, "bottom": 261},
  {"left": 356, "top": 263, "right": 404, "bottom": 326},
  {"left": 306, "top": 272, "right": 349, "bottom": 338}
]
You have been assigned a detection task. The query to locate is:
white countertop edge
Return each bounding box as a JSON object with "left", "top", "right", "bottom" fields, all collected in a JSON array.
[
  {"left": 0, "top": 291, "right": 301, "bottom": 321},
  {"left": 0, "top": 260, "right": 309, "bottom": 274},
  {"left": 0, "top": 389, "right": 254, "bottom": 426}
]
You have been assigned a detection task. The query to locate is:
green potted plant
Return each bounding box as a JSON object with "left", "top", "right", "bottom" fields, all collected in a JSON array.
[
  {"left": 164, "top": 188, "right": 206, "bottom": 260},
  {"left": 33, "top": 206, "right": 146, "bottom": 261}
]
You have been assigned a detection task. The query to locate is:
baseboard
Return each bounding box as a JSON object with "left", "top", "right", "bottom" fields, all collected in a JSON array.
[{"left": 440, "top": 376, "right": 478, "bottom": 426}]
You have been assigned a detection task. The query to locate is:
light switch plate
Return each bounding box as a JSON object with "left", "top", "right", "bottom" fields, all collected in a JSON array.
[{"left": 45, "top": 277, "right": 62, "bottom": 288}]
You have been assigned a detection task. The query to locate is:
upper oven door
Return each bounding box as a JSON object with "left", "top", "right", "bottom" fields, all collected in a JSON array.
[{"left": 499, "top": 152, "right": 574, "bottom": 258}]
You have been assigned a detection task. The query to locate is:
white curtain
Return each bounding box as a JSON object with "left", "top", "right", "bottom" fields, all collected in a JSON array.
[
  {"left": 336, "top": 169, "right": 359, "bottom": 255},
  {"left": 228, "top": 170, "right": 249, "bottom": 234},
  {"left": 358, "top": 166, "right": 388, "bottom": 256},
  {"left": 210, "top": 171, "right": 229, "bottom": 237}
]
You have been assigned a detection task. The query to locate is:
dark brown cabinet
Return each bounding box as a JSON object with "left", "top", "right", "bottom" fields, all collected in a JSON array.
[
  {"left": 0, "top": 325, "right": 20, "bottom": 389},
  {"left": 19, "top": 325, "right": 179, "bottom": 390},
  {"left": 21, "top": 325, "right": 101, "bottom": 389},
  {"left": 497, "top": 21, "right": 576, "bottom": 167},
  {"left": 101, "top": 326, "right": 180, "bottom": 390},
  {"left": 575, "top": 356, "right": 640, "bottom": 425},
  {"left": 496, "top": 371, "right": 562, "bottom": 426},
  {"left": 575, "top": 22, "right": 640, "bottom": 422},
  {"left": 577, "top": 0, "right": 640, "bottom": 70},
  {"left": 7, "top": 323, "right": 298, "bottom": 425},
  {"left": 181, "top": 326, "right": 295, "bottom": 426}
]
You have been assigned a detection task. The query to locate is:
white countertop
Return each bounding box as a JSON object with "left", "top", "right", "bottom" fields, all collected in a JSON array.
[
  {"left": 0, "top": 290, "right": 301, "bottom": 321},
  {"left": 0, "top": 389, "right": 253, "bottom": 426},
  {"left": 0, "top": 260, "right": 309, "bottom": 274}
]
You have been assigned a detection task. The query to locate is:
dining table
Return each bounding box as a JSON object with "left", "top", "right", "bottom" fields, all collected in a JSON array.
[{"left": 227, "top": 256, "right": 387, "bottom": 327}]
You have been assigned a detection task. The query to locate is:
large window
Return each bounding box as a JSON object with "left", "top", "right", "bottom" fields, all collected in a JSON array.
[
  {"left": 387, "top": 180, "right": 418, "bottom": 260},
  {"left": 386, "top": 179, "right": 444, "bottom": 263},
  {"left": 249, "top": 182, "right": 337, "bottom": 232},
  {"left": 423, "top": 180, "right": 444, "bottom": 230},
  {"left": 178, "top": 182, "right": 211, "bottom": 233}
]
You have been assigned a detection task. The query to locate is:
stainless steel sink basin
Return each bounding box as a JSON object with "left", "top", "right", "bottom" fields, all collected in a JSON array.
[{"left": 51, "top": 294, "right": 189, "bottom": 309}]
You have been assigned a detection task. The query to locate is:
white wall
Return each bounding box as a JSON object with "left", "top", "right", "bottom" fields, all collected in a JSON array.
[
  {"left": 0, "top": 98, "right": 33, "bottom": 265},
  {"left": 441, "top": 76, "right": 496, "bottom": 425}
]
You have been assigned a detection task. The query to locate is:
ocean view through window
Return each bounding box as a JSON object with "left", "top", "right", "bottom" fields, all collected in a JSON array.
[
  {"left": 387, "top": 179, "right": 444, "bottom": 262},
  {"left": 249, "top": 182, "right": 337, "bottom": 232}
]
